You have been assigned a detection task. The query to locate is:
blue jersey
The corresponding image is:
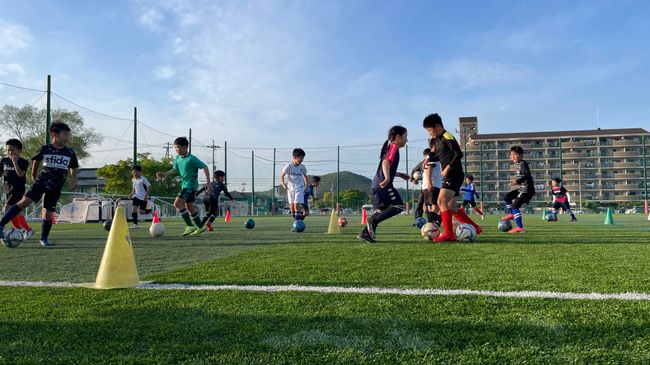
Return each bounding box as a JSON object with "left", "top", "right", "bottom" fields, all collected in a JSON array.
[{"left": 461, "top": 182, "right": 479, "bottom": 201}]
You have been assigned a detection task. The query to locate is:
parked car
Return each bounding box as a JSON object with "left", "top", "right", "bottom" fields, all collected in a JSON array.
[{"left": 309, "top": 208, "right": 319, "bottom": 215}]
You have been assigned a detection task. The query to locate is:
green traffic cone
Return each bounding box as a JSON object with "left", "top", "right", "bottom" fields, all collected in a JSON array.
[{"left": 604, "top": 208, "right": 614, "bottom": 225}]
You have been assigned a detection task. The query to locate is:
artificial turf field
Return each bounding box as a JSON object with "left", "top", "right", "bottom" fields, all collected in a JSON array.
[{"left": 1, "top": 213, "right": 650, "bottom": 364}]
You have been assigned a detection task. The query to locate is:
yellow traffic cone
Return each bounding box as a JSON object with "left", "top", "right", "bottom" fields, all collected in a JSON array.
[
  {"left": 327, "top": 209, "right": 341, "bottom": 234},
  {"left": 94, "top": 206, "right": 140, "bottom": 289}
]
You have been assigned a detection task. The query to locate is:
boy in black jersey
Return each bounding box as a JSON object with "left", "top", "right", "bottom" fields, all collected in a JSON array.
[
  {"left": 422, "top": 113, "right": 481, "bottom": 242},
  {"left": 197, "top": 170, "right": 233, "bottom": 231},
  {"left": 501, "top": 146, "right": 535, "bottom": 233},
  {"left": 1, "top": 139, "right": 34, "bottom": 239},
  {"left": 0, "top": 121, "right": 78, "bottom": 247}
]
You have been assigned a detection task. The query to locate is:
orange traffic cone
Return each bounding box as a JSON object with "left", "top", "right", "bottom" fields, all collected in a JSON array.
[
  {"left": 224, "top": 209, "right": 231, "bottom": 223},
  {"left": 51, "top": 212, "right": 56, "bottom": 224},
  {"left": 152, "top": 211, "right": 160, "bottom": 224},
  {"left": 361, "top": 209, "right": 367, "bottom": 225}
]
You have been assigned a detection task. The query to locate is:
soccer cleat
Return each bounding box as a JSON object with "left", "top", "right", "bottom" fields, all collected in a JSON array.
[
  {"left": 434, "top": 234, "right": 456, "bottom": 243},
  {"left": 182, "top": 226, "right": 197, "bottom": 236},
  {"left": 501, "top": 213, "right": 514, "bottom": 222},
  {"left": 131, "top": 224, "right": 140, "bottom": 229},
  {"left": 192, "top": 226, "right": 207, "bottom": 236},
  {"left": 206, "top": 223, "right": 214, "bottom": 232},
  {"left": 357, "top": 231, "right": 376, "bottom": 243},
  {"left": 24, "top": 229, "right": 35, "bottom": 240},
  {"left": 39, "top": 239, "right": 53, "bottom": 248},
  {"left": 507, "top": 227, "right": 527, "bottom": 234},
  {"left": 480, "top": 214, "right": 485, "bottom": 220}
]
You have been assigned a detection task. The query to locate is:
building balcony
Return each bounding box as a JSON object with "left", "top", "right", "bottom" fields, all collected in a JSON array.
[
  {"left": 614, "top": 173, "right": 641, "bottom": 179},
  {"left": 613, "top": 151, "right": 639, "bottom": 157},
  {"left": 563, "top": 141, "right": 585, "bottom": 148},
  {"left": 613, "top": 139, "right": 640, "bottom": 147},
  {"left": 615, "top": 195, "right": 644, "bottom": 201},
  {"left": 562, "top": 152, "right": 588, "bottom": 158},
  {"left": 614, "top": 183, "right": 641, "bottom": 190},
  {"left": 613, "top": 162, "right": 641, "bottom": 168},
  {"left": 563, "top": 174, "right": 587, "bottom": 180},
  {"left": 466, "top": 155, "right": 481, "bottom": 162}
]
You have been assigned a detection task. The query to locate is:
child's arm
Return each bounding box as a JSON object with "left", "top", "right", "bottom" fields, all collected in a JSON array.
[
  {"left": 156, "top": 168, "right": 176, "bottom": 180},
  {"left": 11, "top": 157, "right": 26, "bottom": 177},
  {"left": 69, "top": 168, "right": 78, "bottom": 189},
  {"left": 303, "top": 174, "right": 308, "bottom": 187},
  {"left": 30, "top": 161, "right": 40, "bottom": 181},
  {"left": 145, "top": 181, "right": 152, "bottom": 199},
  {"left": 130, "top": 185, "right": 136, "bottom": 198},
  {"left": 379, "top": 159, "right": 391, "bottom": 188},
  {"left": 203, "top": 167, "right": 212, "bottom": 191},
  {"left": 279, "top": 170, "right": 287, "bottom": 190}
]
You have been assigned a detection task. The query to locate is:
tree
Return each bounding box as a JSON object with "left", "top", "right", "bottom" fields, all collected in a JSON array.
[
  {"left": 340, "top": 189, "right": 369, "bottom": 209},
  {"left": 314, "top": 191, "right": 334, "bottom": 208},
  {"left": 96, "top": 153, "right": 179, "bottom": 197},
  {"left": 0, "top": 105, "right": 103, "bottom": 161}
]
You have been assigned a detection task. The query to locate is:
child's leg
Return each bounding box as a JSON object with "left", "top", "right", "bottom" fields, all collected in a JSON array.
[
  {"left": 131, "top": 205, "right": 139, "bottom": 226},
  {"left": 186, "top": 202, "right": 203, "bottom": 228},
  {"left": 511, "top": 198, "right": 524, "bottom": 228},
  {"left": 40, "top": 207, "right": 55, "bottom": 241},
  {"left": 472, "top": 201, "right": 484, "bottom": 216},
  {"left": 175, "top": 196, "right": 193, "bottom": 227},
  {"left": 0, "top": 197, "right": 33, "bottom": 229},
  {"left": 436, "top": 189, "right": 456, "bottom": 238}
]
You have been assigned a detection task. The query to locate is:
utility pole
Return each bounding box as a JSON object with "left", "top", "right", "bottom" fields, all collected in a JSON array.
[
  {"left": 206, "top": 140, "right": 220, "bottom": 173},
  {"left": 163, "top": 142, "right": 171, "bottom": 159},
  {"left": 46, "top": 75, "right": 51, "bottom": 145},
  {"left": 133, "top": 107, "right": 138, "bottom": 165}
]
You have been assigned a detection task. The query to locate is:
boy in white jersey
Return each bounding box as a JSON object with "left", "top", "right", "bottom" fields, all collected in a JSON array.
[
  {"left": 280, "top": 148, "right": 308, "bottom": 221},
  {"left": 130, "top": 165, "right": 153, "bottom": 229},
  {"left": 423, "top": 139, "right": 443, "bottom": 225}
]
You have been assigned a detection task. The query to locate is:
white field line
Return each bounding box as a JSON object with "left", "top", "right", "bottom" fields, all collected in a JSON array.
[{"left": 2, "top": 280, "right": 650, "bottom": 301}]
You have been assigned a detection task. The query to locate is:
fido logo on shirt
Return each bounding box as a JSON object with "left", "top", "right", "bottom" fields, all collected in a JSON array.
[{"left": 43, "top": 155, "right": 72, "bottom": 170}]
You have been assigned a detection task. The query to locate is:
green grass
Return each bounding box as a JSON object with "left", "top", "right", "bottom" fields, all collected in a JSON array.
[{"left": 1, "top": 213, "right": 650, "bottom": 363}]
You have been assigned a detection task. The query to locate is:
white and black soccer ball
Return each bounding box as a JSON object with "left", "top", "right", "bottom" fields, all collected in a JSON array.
[
  {"left": 455, "top": 223, "right": 477, "bottom": 242},
  {"left": 421, "top": 222, "right": 440, "bottom": 241},
  {"left": 412, "top": 171, "right": 423, "bottom": 181},
  {"left": 2, "top": 228, "right": 25, "bottom": 248}
]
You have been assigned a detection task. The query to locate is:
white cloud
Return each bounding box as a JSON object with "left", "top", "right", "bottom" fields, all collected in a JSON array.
[
  {"left": 0, "top": 20, "right": 32, "bottom": 56},
  {"left": 0, "top": 63, "right": 25, "bottom": 76},
  {"left": 139, "top": 7, "right": 164, "bottom": 31},
  {"left": 154, "top": 64, "right": 175, "bottom": 79},
  {"left": 432, "top": 59, "right": 532, "bottom": 90}
]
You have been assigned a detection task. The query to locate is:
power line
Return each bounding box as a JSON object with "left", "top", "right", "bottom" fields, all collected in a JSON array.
[
  {"left": 0, "top": 80, "right": 46, "bottom": 93},
  {"left": 51, "top": 92, "right": 132, "bottom": 121}
]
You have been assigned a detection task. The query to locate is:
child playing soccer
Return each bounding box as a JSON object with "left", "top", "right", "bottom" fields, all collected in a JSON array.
[
  {"left": 280, "top": 148, "right": 308, "bottom": 221},
  {"left": 156, "top": 137, "right": 211, "bottom": 237},
  {"left": 129, "top": 165, "right": 153, "bottom": 229},
  {"left": 0, "top": 122, "right": 78, "bottom": 247},
  {"left": 501, "top": 146, "right": 536, "bottom": 233},
  {"left": 550, "top": 178, "right": 577, "bottom": 222},
  {"left": 422, "top": 113, "right": 481, "bottom": 242},
  {"left": 302, "top": 176, "right": 321, "bottom": 218},
  {"left": 197, "top": 170, "right": 233, "bottom": 231},
  {"left": 357, "top": 126, "right": 410, "bottom": 243},
  {"left": 461, "top": 175, "right": 485, "bottom": 219},
  {"left": 1, "top": 139, "right": 35, "bottom": 239}
]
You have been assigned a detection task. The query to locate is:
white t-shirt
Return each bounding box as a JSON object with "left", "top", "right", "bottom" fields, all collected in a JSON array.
[
  {"left": 282, "top": 163, "right": 307, "bottom": 190},
  {"left": 132, "top": 176, "right": 151, "bottom": 200},
  {"left": 422, "top": 159, "right": 442, "bottom": 190}
]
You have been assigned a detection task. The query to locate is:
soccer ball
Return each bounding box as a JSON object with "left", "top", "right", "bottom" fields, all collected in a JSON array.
[
  {"left": 103, "top": 219, "right": 112, "bottom": 231},
  {"left": 498, "top": 220, "right": 513, "bottom": 232},
  {"left": 244, "top": 219, "right": 255, "bottom": 229},
  {"left": 2, "top": 228, "right": 24, "bottom": 248},
  {"left": 337, "top": 217, "right": 348, "bottom": 227},
  {"left": 455, "top": 223, "right": 477, "bottom": 242},
  {"left": 149, "top": 223, "right": 165, "bottom": 237},
  {"left": 415, "top": 217, "right": 427, "bottom": 228},
  {"left": 293, "top": 220, "right": 306, "bottom": 233},
  {"left": 421, "top": 222, "right": 440, "bottom": 241},
  {"left": 545, "top": 212, "right": 557, "bottom": 222},
  {"left": 412, "top": 171, "right": 423, "bottom": 181}
]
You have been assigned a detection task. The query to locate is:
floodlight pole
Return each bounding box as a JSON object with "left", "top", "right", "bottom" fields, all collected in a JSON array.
[
  {"left": 251, "top": 150, "right": 255, "bottom": 216},
  {"left": 46, "top": 75, "right": 51, "bottom": 145},
  {"left": 643, "top": 134, "right": 648, "bottom": 214},
  {"left": 272, "top": 148, "right": 276, "bottom": 215},
  {"left": 405, "top": 144, "right": 410, "bottom": 214},
  {"left": 133, "top": 107, "right": 138, "bottom": 165}
]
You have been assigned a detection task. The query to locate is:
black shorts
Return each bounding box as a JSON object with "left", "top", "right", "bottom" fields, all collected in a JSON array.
[
  {"left": 24, "top": 180, "right": 62, "bottom": 211},
  {"left": 462, "top": 199, "right": 477, "bottom": 208},
  {"left": 504, "top": 190, "right": 534, "bottom": 209},
  {"left": 132, "top": 197, "right": 148, "bottom": 210},
  {"left": 206, "top": 198, "right": 219, "bottom": 215},
  {"left": 441, "top": 172, "right": 464, "bottom": 196},
  {"left": 177, "top": 188, "right": 197, "bottom": 203},
  {"left": 372, "top": 186, "right": 404, "bottom": 211},
  {"left": 553, "top": 201, "right": 571, "bottom": 211},
  {"left": 4, "top": 186, "right": 26, "bottom": 206}
]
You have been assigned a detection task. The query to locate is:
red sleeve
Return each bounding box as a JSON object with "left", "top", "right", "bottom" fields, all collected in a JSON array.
[{"left": 385, "top": 143, "right": 398, "bottom": 163}]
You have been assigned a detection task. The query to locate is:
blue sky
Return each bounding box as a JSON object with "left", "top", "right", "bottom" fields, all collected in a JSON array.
[{"left": 1, "top": 0, "right": 650, "bottom": 190}]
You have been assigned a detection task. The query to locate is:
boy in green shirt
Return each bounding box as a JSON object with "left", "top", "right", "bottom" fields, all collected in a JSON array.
[{"left": 157, "top": 137, "right": 211, "bottom": 236}]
